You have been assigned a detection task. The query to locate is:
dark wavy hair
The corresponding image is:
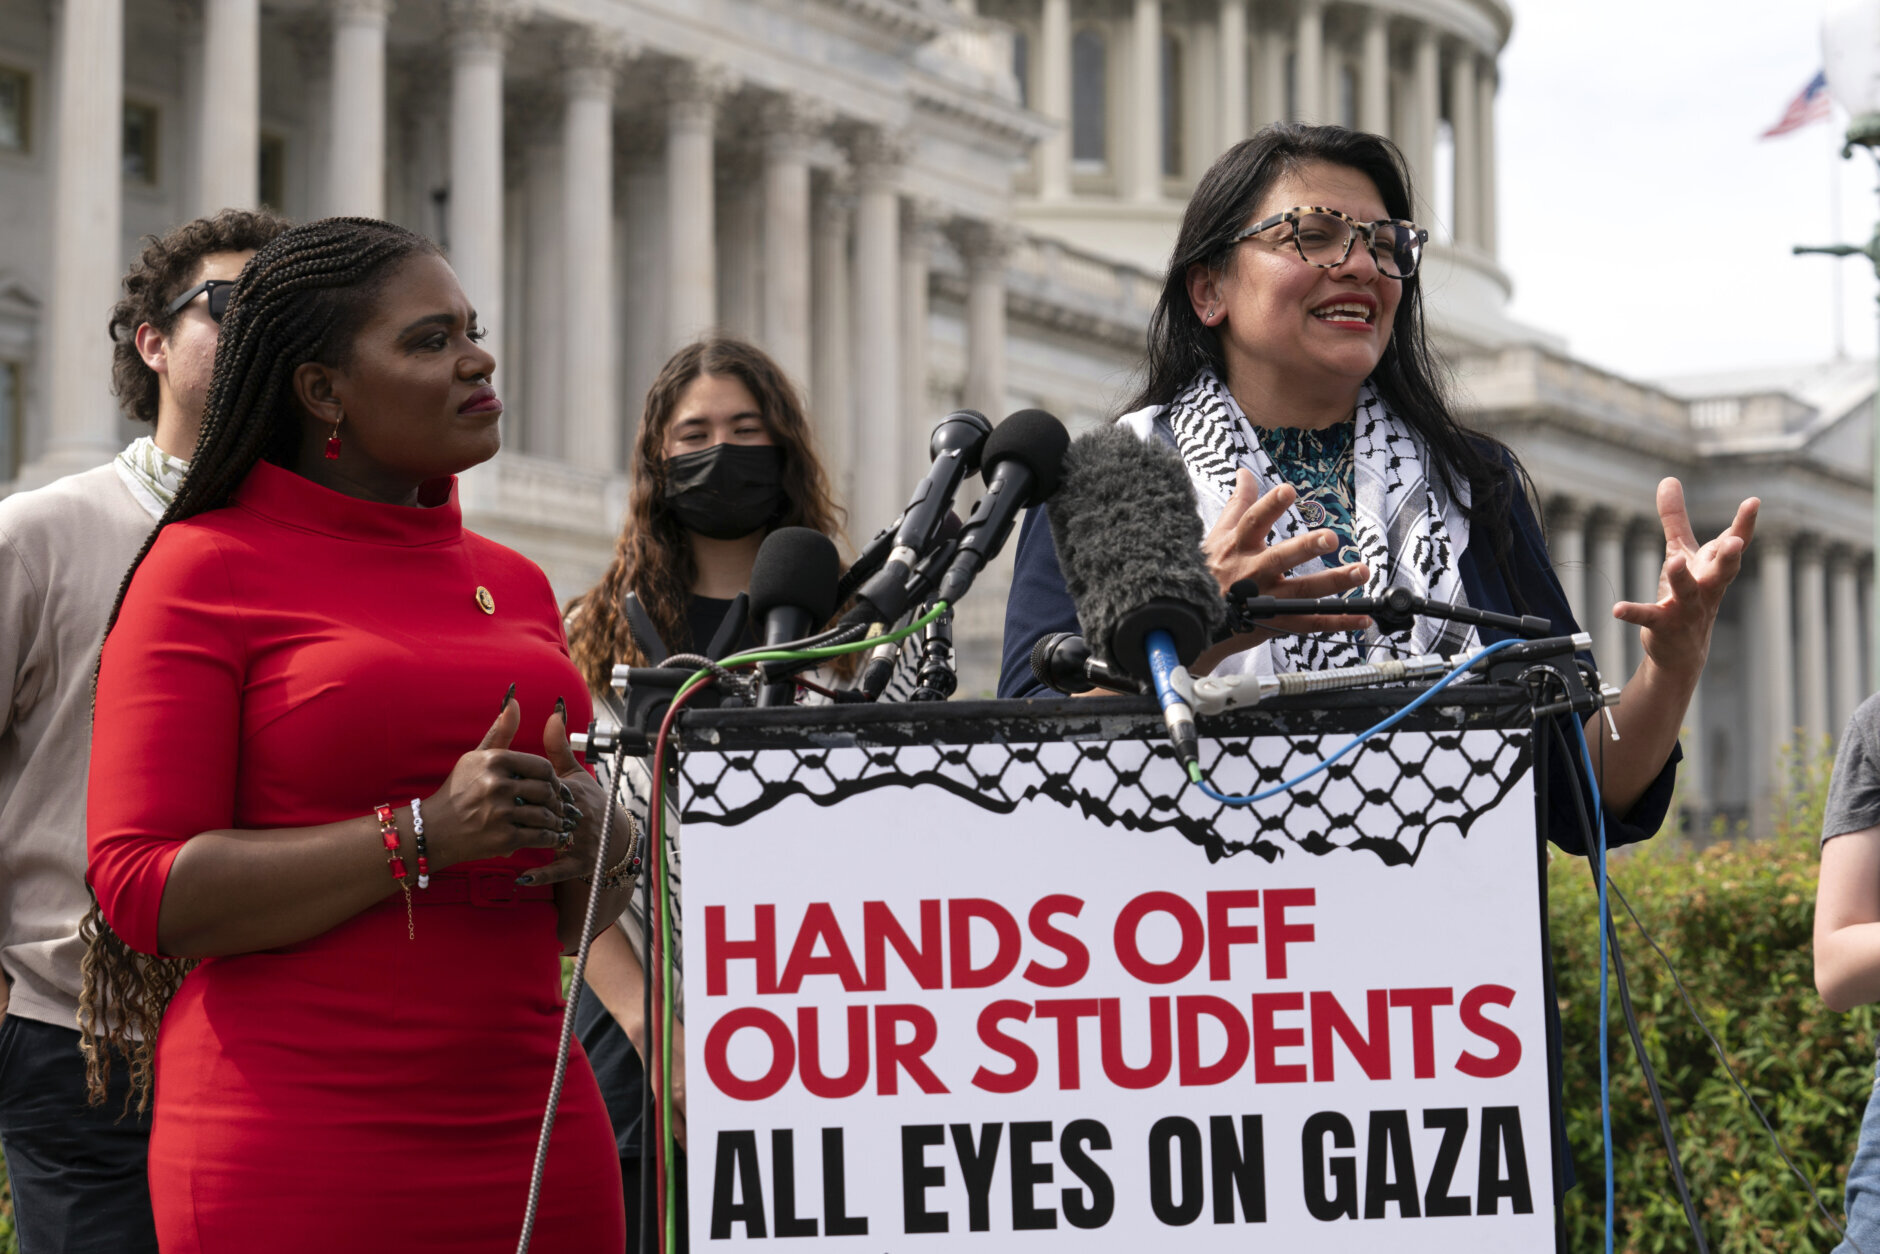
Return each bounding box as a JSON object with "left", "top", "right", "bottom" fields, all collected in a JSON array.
[
  {"left": 107, "top": 208, "right": 293, "bottom": 424},
  {"left": 1126, "top": 123, "right": 1530, "bottom": 589},
  {"left": 81, "top": 217, "right": 444, "bottom": 1112},
  {"left": 566, "top": 338, "right": 849, "bottom": 692}
]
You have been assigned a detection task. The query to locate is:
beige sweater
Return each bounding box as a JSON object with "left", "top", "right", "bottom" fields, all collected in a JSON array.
[{"left": 0, "top": 463, "right": 155, "bottom": 1029}]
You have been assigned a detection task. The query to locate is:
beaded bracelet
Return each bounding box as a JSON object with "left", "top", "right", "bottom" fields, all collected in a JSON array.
[
  {"left": 586, "top": 806, "right": 642, "bottom": 891},
  {"left": 375, "top": 803, "right": 415, "bottom": 940},
  {"left": 409, "top": 796, "right": 431, "bottom": 889}
]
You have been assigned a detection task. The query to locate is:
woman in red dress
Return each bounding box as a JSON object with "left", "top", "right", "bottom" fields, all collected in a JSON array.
[{"left": 82, "top": 218, "right": 632, "bottom": 1252}]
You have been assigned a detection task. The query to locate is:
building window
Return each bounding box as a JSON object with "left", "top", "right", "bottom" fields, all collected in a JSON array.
[
  {"left": 0, "top": 360, "right": 19, "bottom": 482},
  {"left": 1161, "top": 33, "right": 1184, "bottom": 178},
  {"left": 0, "top": 67, "right": 29, "bottom": 154},
  {"left": 122, "top": 101, "right": 159, "bottom": 184},
  {"left": 1071, "top": 27, "right": 1106, "bottom": 167},
  {"left": 258, "top": 132, "right": 285, "bottom": 209},
  {"left": 1012, "top": 29, "right": 1030, "bottom": 108}
]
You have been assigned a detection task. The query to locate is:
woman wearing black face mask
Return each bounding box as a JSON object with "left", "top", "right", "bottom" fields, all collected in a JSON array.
[{"left": 564, "top": 338, "right": 847, "bottom": 1252}]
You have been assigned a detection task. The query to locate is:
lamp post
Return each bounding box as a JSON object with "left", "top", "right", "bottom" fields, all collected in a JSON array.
[{"left": 1797, "top": 2, "right": 1880, "bottom": 689}]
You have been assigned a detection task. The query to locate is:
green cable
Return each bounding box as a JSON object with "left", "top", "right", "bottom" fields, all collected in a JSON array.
[{"left": 656, "top": 599, "right": 949, "bottom": 1253}]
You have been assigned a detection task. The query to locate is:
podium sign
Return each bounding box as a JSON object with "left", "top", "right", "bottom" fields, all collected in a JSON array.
[{"left": 677, "top": 703, "right": 1554, "bottom": 1250}]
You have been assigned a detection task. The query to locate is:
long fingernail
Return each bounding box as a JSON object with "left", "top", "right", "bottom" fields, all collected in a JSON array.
[
  {"left": 500, "top": 682, "right": 516, "bottom": 712},
  {"left": 516, "top": 873, "right": 536, "bottom": 887},
  {"left": 561, "top": 817, "right": 575, "bottom": 833},
  {"left": 565, "top": 805, "right": 584, "bottom": 821},
  {"left": 559, "top": 783, "right": 574, "bottom": 802},
  {"left": 554, "top": 696, "right": 566, "bottom": 722}
]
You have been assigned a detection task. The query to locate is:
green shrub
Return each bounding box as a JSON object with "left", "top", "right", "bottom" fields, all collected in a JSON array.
[
  {"left": 1554, "top": 745, "right": 1873, "bottom": 1252},
  {"left": 0, "top": 1145, "right": 15, "bottom": 1254}
]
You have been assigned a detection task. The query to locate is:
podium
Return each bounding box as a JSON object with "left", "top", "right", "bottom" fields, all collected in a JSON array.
[{"left": 665, "top": 687, "right": 1561, "bottom": 1251}]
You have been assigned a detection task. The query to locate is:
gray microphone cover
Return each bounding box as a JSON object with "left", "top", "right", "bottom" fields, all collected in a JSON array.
[
  {"left": 1047, "top": 425, "right": 1225, "bottom": 673},
  {"left": 749, "top": 527, "right": 842, "bottom": 625}
]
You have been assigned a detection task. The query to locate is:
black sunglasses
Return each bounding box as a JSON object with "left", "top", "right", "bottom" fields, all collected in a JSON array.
[{"left": 165, "top": 279, "right": 238, "bottom": 322}]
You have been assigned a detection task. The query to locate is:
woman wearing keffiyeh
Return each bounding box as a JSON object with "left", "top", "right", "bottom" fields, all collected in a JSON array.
[{"left": 1000, "top": 123, "right": 1756, "bottom": 851}]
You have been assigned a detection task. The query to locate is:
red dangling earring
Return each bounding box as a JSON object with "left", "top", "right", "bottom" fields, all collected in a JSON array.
[{"left": 325, "top": 414, "right": 343, "bottom": 460}]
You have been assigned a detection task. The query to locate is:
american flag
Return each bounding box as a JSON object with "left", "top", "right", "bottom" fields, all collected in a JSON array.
[{"left": 1762, "top": 70, "right": 1832, "bottom": 139}]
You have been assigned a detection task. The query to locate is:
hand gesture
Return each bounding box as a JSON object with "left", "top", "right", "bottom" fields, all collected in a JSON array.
[
  {"left": 1613, "top": 478, "right": 1757, "bottom": 680},
  {"left": 518, "top": 700, "right": 612, "bottom": 888},
  {"left": 1202, "top": 470, "right": 1372, "bottom": 648},
  {"left": 421, "top": 693, "right": 570, "bottom": 869}
]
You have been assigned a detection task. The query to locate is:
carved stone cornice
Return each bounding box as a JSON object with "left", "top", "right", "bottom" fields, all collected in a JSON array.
[
  {"left": 560, "top": 29, "right": 634, "bottom": 96},
  {"left": 950, "top": 217, "right": 1020, "bottom": 270},
  {"left": 445, "top": 0, "right": 520, "bottom": 55},
  {"left": 660, "top": 58, "right": 736, "bottom": 126},
  {"left": 844, "top": 124, "right": 912, "bottom": 191},
  {"left": 761, "top": 93, "right": 835, "bottom": 162}
]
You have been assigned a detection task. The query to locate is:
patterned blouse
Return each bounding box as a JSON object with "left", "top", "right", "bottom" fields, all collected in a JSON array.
[{"left": 1250, "top": 418, "right": 1360, "bottom": 567}]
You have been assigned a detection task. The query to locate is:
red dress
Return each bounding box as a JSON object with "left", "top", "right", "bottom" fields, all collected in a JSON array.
[{"left": 88, "top": 461, "right": 623, "bottom": 1253}]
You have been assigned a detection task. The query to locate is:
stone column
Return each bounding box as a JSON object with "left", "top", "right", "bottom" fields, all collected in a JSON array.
[
  {"left": 1797, "top": 538, "right": 1831, "bottom": 750},
  {"left": 33, "top": 0, "right": 125, "bottom": 484},
  {"left": 328, "top": 0, "right": 391, "bottom": 217},
  {"left": 1254, "top": 21, "right": 1286, "bottom": 128},
  {"left": 900, "top": 202, "right": 941, "bottom": 489},
  {"left": 560, "top": 36, "right": 619, "bottom": 471},
  {"left": 1408, "top": 23, "right": 1440, "bottom": 223},
  {"left": 513, "top": 90, "right": 561, "bottom": 458},
  {"left": 1627, "top": 525, "right": 1661, "bottom": 678},
  {"left": 811, "top": 175, "right": 854, "bottom": 504},
  {"left": 1759, "top": 538, "right": 1796, "bottom": 792},
  {"left": 288, "top": 19, "right": 333, "bottom": 218},
  {"left": 1548, "top": 500, "right": 1588, "bottom": 635},
  {"left": 1476, "top": 56, "right": 1499, "bottom": 257},
  {"left": 956, "top": 219, "right": 1011, "bottom": 423},
  {"left": 849, "top": 129, "right": 905, "bottom": 531},
  {"left": 199, "top": 0, "right": 260, "bottom": 211},
  {"left": 1359, "top": 9, "right": 1389, "bottom": 136},
  {"left": 762, "top": 97, "right": 826, "bottom": 387},
  {"left": 1129, "top": 0, "right": 1161, "bottom": 202},
  {"left": 1833, "top": 549, "right": 1864, "bottom": 735},
  {"left": 1293, "top": 0, "right": 1324, "bottom": 123},
  {"left": 1590, "top": 514, "right": 1627, "bottom": 681},
  {"left": 1448, "top": 42, "right": 1479, "bottom": 248},
  {"left": 1219, "top": 0, "right": 1247, "bottom": 145},
  {"left": 717, "top": 160, "right": 763, "bottom": 341},
  {"left": 1037, "top": 0, "right": 1071, "bottom": 200},
  {"left": 447, "top": 0, "right": 513, "bottom": 370},
  {"left": 665, "top": 62, "right": 730, "bottom": 350}
]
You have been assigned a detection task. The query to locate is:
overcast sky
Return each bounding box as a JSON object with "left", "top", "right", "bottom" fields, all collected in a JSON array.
[{"left": 1493, "top": 0, "right": 1876, "bottom": 384}]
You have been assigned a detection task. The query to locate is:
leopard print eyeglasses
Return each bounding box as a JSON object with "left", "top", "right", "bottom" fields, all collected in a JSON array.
[{"left": 1232, "top": 207, "right": 1428, "bottom": 280}]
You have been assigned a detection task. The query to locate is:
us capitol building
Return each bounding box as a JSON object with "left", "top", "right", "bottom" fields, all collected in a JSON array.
[{"left": 0, "top": 0, "right": 1868, "bottom": 829}]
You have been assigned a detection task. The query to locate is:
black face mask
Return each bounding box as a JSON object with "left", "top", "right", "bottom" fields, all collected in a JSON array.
[{"left": 662, "top": 444, "right": 788, "bottom": 540}]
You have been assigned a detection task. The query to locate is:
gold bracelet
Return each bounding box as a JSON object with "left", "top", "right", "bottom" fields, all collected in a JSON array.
[{"left": 586, "top": 807, "right": 641, "bottom": 890}]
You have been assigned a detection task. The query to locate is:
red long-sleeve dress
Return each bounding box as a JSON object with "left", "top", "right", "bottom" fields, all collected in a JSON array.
[{"left": 87, "top": 460, "right": 623, "bottom": 1252}]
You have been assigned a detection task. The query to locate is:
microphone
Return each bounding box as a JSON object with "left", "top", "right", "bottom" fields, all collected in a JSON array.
[
  {"left": 854, "top": 510, "right": 967, "bottom": 701},
  {"left": 1029, "top": 632, "right": 1145, "bottom": 696},
  {"left": 847, "top": 410, "right": 992, "bottom": 624},
  {"left": 1047, "top": 425, "right": 1225, "bottom": 767},
  {"left": 932, "top": 409, "right": 1070, "bottom": 609},
  {"left": 909, "top": 608, "right": 956, "bottom": 702},
  {"left": 747, "top": 527, "right": 841, "bottom": 707}
]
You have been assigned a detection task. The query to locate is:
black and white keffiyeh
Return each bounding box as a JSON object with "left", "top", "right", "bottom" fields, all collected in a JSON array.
[{"left": 1122, "top": 368, "right": 1478, "bottom": 677}]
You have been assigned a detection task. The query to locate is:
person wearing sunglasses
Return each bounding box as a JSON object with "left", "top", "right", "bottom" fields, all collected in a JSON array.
[
  {"left": 0, "top": 208, "right": 287, "bottom": 1254},
  {"left": 999, "top": 124, "right": 1755, "bottom": 1194}
]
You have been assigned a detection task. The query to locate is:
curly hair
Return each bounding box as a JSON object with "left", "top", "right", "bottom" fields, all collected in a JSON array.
[
  {"left": 81, "top": 217, "right": 443, "bottom": 1112},
  {"left": 107, "top": 207, "right": 293, "bottom": 424},
  {"left": 566, "top": 338, "right": 849, "bottom": 692}
]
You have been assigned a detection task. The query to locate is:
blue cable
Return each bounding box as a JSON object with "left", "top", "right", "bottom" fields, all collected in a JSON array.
[
  {"left": 1189, "top": 637, "right": 1522, "bottom": 806},
  {"left": 1572, "top": 715, "right": 1616, "bottom": 1254}
]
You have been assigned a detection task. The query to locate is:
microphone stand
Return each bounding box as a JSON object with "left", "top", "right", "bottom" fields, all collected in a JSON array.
[
  {"left": 1226, "top": 583, "right": 1554, "bottom": 640},
  {"left": 909, "top": 607, "right": 956, "bottom": 702}
]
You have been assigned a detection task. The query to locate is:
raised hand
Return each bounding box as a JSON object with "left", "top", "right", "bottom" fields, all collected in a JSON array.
[
  {"left": 1201, "top": 469, "right": 1372, "bottom": 647},
  {"left": 1612, "top": 478, "right": 1758, "bottom": 679},
  {"left": 420, "top": 691, "right": 569, "bottom": 870}
]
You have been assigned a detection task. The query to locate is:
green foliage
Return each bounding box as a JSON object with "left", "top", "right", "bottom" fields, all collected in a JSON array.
[
  {"left": 1554, "top": 742, "right": 1872, "bottom": 1252},
  {"left": 0, "top": 1145, "right": 16, "bottom": 1254}
]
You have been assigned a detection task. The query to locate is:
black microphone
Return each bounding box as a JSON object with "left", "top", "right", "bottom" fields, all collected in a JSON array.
[
  {"left": 1047, "top": 425, "right": 1225, "bottom": 764},
  {"left": 909, "top": 608, "right": 956, "bottom": 702},
  {"left": 747, "top": 527, "right": 841, "bottom": 707},
  {"left": 932, "top": 409, "right": 1070, "bottom": 609},
  {"left": 1029, "top": 632, "right": 1144, "bottom": 696},
  {"left": 847, "top": 410, "right": 992, "bottom": 623}
]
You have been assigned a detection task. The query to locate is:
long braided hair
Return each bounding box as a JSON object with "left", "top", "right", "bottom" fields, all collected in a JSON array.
[
  {"left": 80, "top": 218, "right": 443, "bottom": 1111},
  {"left": 566, "top": 338, "right": 848, "bottom": 692}
]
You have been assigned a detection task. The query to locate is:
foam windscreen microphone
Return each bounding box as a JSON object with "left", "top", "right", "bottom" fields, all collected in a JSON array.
[
  {"left": 1047, "top": 425, "right": 1225, "bottom": 763},
  {"left": 747, "top": 527, "right": 841, "bottom": 707}
]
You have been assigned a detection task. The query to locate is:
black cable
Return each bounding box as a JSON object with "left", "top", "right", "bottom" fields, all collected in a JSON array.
[
  {"left": 1549, "top": 717, "right": 1711, "bottom": 1251},
  {"left": 1608, "top": 877, "right": 1864, "bottom": 1253}
]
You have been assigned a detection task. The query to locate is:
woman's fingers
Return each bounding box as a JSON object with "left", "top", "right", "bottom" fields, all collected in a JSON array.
[
  {"left": 1234, "top": 483, "right": 1298, "bottom": 549},
  {"left": 487, "top": 749, "right": 561, "bottom": 784},
  {"left": 1213, "top": 468, "right": 1259, "bottom": 535},
  {"left": 518, "top": 854, "right": 584, "bottom": 887}
]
